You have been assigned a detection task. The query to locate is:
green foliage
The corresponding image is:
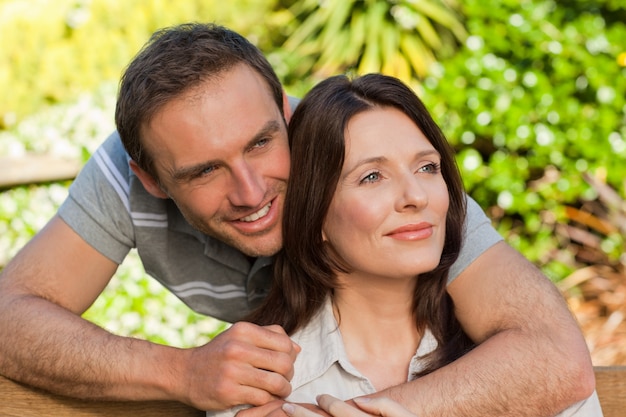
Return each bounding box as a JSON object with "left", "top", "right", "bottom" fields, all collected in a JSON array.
[
  {"left": 0, "top": 0, "right": 291, "bottom": 346},
  {"left": 272, "top": 0, "right": 466, "bottom": 90},
  {"left": 419, "top": 0, "right": 626, "bottom": 279},
  {"left": 0, "top": 0, "right": 280, "bottom": 129},
  {"left": 0, "top": 84, "right": 228, "bottom": 344},
  {"left": 0, "top": 81, "right": 117, "bottom": 265},
  {"left": 82, "top": 250, "right": 229, "bottom": 347},
  {"left": 0, "top": 183, "right": 69, "bottom": 265},
  {"left": 3, "top": 0, "right": 626, "bottom": 345}
]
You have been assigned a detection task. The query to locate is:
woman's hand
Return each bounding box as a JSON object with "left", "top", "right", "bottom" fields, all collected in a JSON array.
[{"left": 282, "top": 395, "right": 416, "bottom": 417}]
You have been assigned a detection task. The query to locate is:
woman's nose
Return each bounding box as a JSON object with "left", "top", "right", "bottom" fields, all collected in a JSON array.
[{"left": 395, "top": 173, "right": 428, "bottom": 211}]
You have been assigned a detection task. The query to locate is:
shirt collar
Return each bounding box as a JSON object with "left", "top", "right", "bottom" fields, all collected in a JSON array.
[
  {"left": 289, "top": 298, "right": 351, "bottom": 390},
  {"left": 289, "top": 297, "right": 438, "bottom": 390}
]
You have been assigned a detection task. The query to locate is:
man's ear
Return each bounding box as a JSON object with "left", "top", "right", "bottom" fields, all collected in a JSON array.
[
  {"left": 282, "top": 90, "right": 293, "bottom": 123},
  {"left": 129, "top": 160, "right": 169, "bottom": 199}
]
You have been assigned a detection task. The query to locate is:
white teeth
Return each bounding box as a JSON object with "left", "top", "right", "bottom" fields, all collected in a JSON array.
[{"left": 240, "top": 202, "right": 271, "bottom": 222}]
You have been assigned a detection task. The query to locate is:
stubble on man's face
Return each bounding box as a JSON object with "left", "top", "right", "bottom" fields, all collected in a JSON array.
[{"left": 142, "top": 64, "right": 291, "bottom": 258}]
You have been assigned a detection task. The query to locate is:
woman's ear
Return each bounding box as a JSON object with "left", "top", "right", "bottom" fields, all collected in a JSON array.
[{"left": 129, "top": 160, "right": 169, "bottom": 199}]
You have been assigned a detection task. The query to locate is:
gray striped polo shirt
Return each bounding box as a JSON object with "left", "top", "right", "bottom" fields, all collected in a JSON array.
[{"left": 58, "top": 132, "right": 502, "bottom": 323}]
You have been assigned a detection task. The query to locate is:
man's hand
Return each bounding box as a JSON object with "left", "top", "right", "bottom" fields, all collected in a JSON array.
[
  {"left": 0, "top": 217, "right": 299, "bottom": 411},
  {"left": 180, "top": 322, "right": 300, "bottom": 410},
  {"left": 367, "top": 241, "right": 595, "bottom": 417}
]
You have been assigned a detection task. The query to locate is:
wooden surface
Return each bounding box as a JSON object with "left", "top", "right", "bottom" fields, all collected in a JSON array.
[
  {"left": 0, "top": 375, "right": 204, "bottom": 417},
  {"left": 0, "top": 367, "right": 624, "bottom": 416},
  {"left": 595, "top": 366, "right": 626, "bottom": 417},
  {"left": 0, "top": 155, "right": 81, "bottom": 188}
]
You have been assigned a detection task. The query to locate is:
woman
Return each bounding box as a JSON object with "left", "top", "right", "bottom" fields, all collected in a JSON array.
[
  {"left": 247, "top": 72, "right": 473, "bottom": 388},
  {"left": 209, "top": 73, "right": 602, "bottom": 416}
]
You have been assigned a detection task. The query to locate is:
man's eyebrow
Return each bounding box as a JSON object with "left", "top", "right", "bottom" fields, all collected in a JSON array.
[
  {"left": 169, "top": 120, "right": 284, "bottom": 183},
  {"left": 246, "top": 120, "right": 283, "bottom": 148},
  {"left": 170, "top": 160, "right": 215, "bottom": 183}
]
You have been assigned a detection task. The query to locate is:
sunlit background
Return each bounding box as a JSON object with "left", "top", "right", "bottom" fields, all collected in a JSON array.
[{"left": 1, "top": 0, "right": 625, "bottom": 363}]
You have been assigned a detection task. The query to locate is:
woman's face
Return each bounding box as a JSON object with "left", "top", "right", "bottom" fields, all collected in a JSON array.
[{"left": 322, "top": 106, "right": 449, "bottom": 282}]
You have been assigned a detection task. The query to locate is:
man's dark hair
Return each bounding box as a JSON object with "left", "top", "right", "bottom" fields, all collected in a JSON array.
[{"left": 115, "top": 22, "right": 284, "bottom": 179}]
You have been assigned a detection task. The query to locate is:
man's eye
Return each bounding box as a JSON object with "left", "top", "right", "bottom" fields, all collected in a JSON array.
[
  {"left": 198, "top": 165, "right": 217, "bottom": 177},
  {"left": 252, "top": 138, "right": 270, "bottom": 149}
]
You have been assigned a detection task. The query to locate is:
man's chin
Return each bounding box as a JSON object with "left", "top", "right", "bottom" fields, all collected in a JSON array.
[
  {"left": 192, "top": 220, "right": 282, "bottom": 257},
  {"left": 229, "top": 236, "right": 283, "bottom": 258},
  {"left": 238, "top": 246, "right": 281, "bottom": 258}
]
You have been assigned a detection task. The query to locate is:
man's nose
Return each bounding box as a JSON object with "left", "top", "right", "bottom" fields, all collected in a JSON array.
[{"left": 228, "top": 162, "right": 266, "bottom": 208}]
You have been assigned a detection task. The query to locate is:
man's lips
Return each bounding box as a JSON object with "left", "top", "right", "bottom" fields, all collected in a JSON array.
[
  {"left": 386, "top": 222, "right": 433, "bottom": 240},
  {"left": 239, "top": 201, "right": 272, "bottom": 222}
]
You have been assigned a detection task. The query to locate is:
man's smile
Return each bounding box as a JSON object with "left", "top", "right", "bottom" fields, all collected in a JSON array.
[{"left": 239, "top": 201, "right": 272, "bottom": 222}]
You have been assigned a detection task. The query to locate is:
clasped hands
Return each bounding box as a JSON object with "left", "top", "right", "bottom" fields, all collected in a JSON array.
[
  {"left": 238, "top": 395, "right": 416, "bottom": 417},
  {"left": 186, "top": 322, "right": 414, "bottom": 417}
]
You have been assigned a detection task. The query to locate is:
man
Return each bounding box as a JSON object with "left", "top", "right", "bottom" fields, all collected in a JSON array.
[{"left": 0, "top": 23, "right": 594, "bottom": 416}]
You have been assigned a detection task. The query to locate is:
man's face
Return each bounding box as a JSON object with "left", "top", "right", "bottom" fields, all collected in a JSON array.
[{"left": 140, "top": 64, "right": 290, "bottom": 257}]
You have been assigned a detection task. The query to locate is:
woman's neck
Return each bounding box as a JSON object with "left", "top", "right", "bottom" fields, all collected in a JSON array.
[{"left": 332, "top": 275, "right": 421, "bottom": 390}]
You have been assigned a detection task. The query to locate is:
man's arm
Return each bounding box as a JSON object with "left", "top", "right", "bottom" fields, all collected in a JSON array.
[
  {"left": 0, "top": 215, "right": 298, "bottom": 410},
  {"left": 375, "top": 241, "right": 595, "bottom": 417}
]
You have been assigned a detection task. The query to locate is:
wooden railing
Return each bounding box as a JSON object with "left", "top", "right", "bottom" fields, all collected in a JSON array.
[
  {"left": 595, "top": 366, "right": 626, "bottom": 417},
  {"left": 1, "top": 367, "right": 624, "bottom": 416},
  {"left": 0, "top": 155, "right": 81, "bottom": 189},
  {"left": 0, "top": 375, "right": 203, "bottom": 417}
]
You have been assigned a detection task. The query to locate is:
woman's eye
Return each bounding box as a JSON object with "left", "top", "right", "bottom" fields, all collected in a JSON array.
[
  {"left": 360, "top": 171, "right": 381, "bottom": 184},
  {"left": 419, "top": 162, "right": 440, "bottom": 174}
]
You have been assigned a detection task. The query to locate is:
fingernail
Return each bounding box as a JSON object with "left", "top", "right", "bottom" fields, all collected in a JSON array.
[
  {"left": 354, "top": 397, "right": 371, "bottom": 404},
  {"left": 282, "top": 403, "right": 296, "bottom": 415}
]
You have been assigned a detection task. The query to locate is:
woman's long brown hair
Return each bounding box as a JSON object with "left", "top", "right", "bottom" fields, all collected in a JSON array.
[{"left": 245, "top": 73, "right": 474, "bottom": 377}]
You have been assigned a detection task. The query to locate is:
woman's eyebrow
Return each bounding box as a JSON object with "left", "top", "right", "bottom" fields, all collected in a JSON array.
[{"left": 344, "top": 149, "right": 441, "bottom": 175}]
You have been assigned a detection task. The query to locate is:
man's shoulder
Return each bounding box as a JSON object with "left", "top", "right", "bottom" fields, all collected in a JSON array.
[
  {"left": 84, "top": 131, "right": 134, "bottom": 187},
  {"left": 99, "top": 131, "right": 129, "bottom": 163},
  {"left": 66, "top": 130, "right": 137, "bottom": 215}
]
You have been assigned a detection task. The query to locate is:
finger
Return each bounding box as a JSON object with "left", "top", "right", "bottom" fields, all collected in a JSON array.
[
  {"left": 237, "top": 367, "right": 293, "bottom": 400},
  {"left": 205, "top": 356, "right": 289, "bottom": 406},
  {"left": 209, "top": 377, "right": 279, "bottom": 408},
  {"left": 231, "top": 322, "right": 295, "bottom": 354},
  {"left": 263, "top": 324, "right": 302, "bottom": 356},
  {"left": 254, "top": 326, "right": 300, "bottom": 380},
  {"left": 238, "top": 400, "right": 285, "bottom": 417},
  {"left": 353, "top": 397, "right": 416, "bottom": 417},
  {"left": 225, "top": 323, "right": 297, "bottom": 381},
  {"left": 283, "top": 403, "right": 331, "bottom": 417},
  {"left": 242, "top": 323, "right": 300, "bottom": 376},
  {"left": 316, "top": 395, "right": 367, "bottom": 417},
  {"left": 245, "top": 352, "right": 295, "bottom": 392}
]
